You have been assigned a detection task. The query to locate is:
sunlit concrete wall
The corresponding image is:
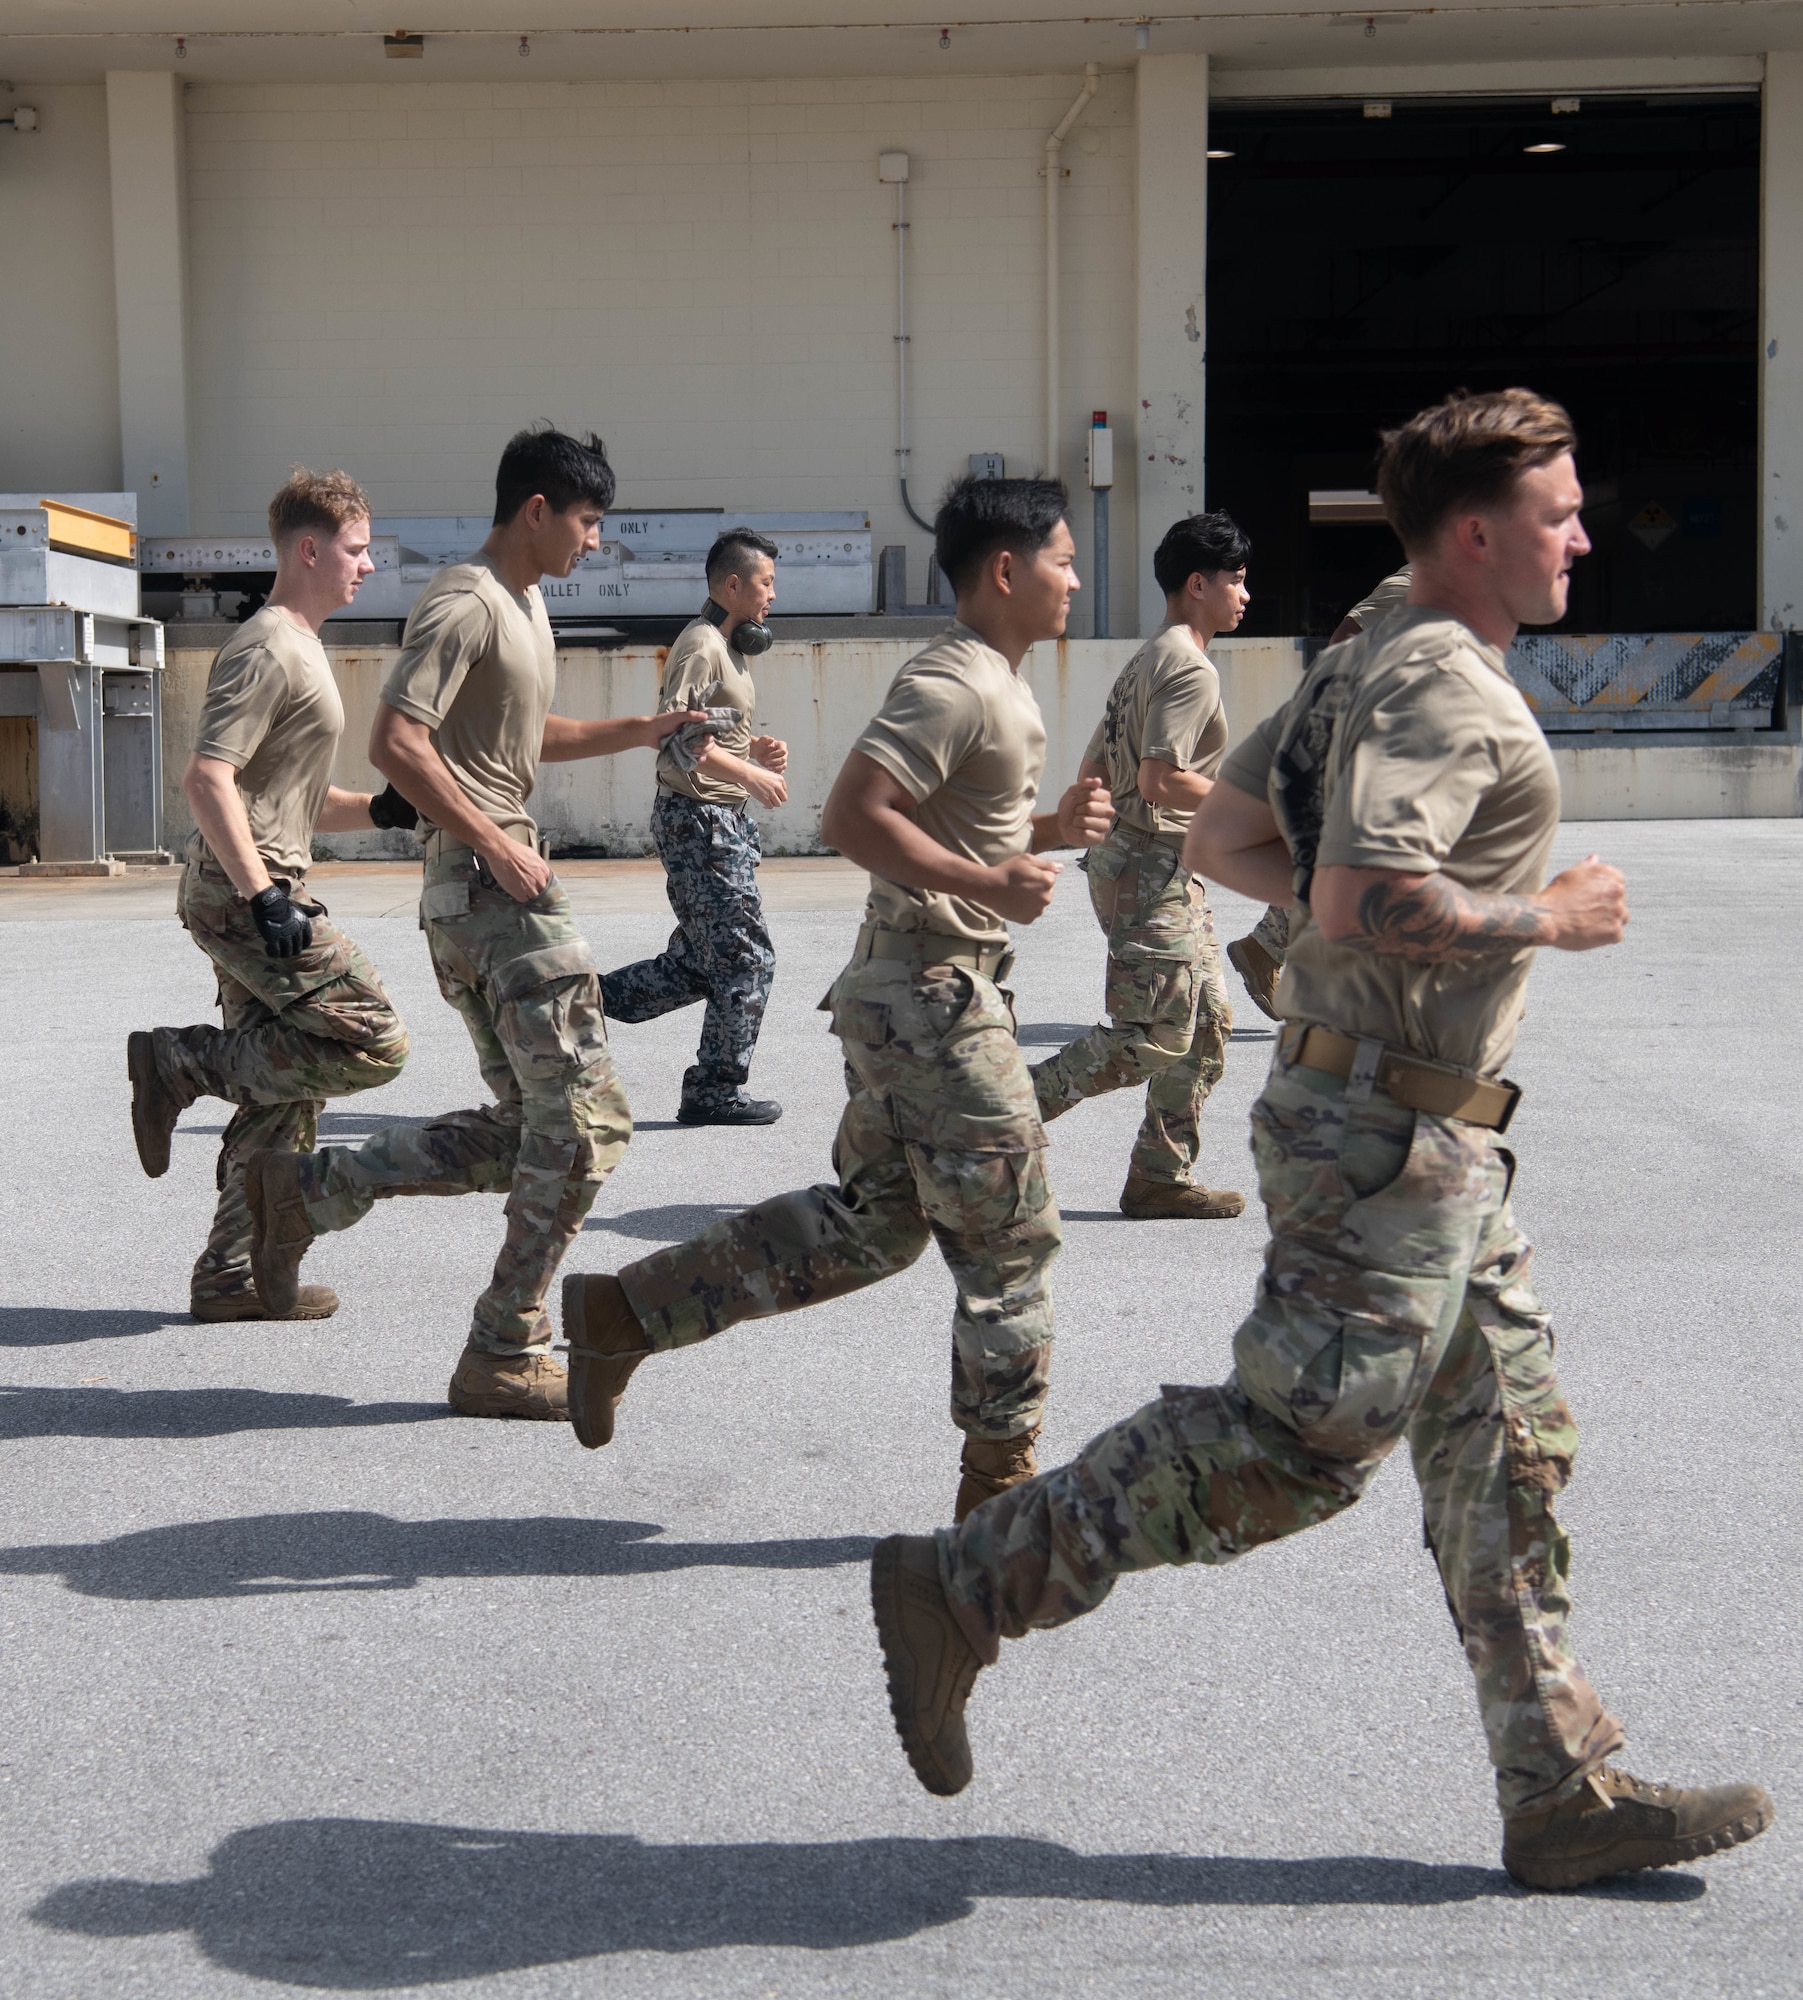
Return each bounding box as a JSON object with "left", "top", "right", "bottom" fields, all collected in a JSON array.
[
  {"left": 180, "top": 71, "right": 1141, "bottom": 633},
  {"left": 157, "top": 633, "right": 1307, "bottom": 856},
  {"left": 156, "top": 628, "right": 1803, "bottom": 858}
]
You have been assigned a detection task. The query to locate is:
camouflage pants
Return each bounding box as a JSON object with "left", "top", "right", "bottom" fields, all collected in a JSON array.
[
  {"left": 601, "top": 793, "right": 775, "bottom": 1113},
  {"left": 158, "top": 855, "right": 409, "bottom": 1308},
  {"left": 1030, "top": 830, "right": 1231, "bottom": 1184},
  {"left": 616, "top": 942, "right": 1061, "bottom": 1440},
  {"left": 1251, "top": 903, "right": 1291, "bottom": 964},
  {"left": 938, "top": 1053, "right": 1624, "bottom": 1816},
  {"left": 293, "top": 841, "right": 633, "bottom": 1354}
]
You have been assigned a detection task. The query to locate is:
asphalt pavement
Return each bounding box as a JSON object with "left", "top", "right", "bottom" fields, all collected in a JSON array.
[{"left": 0, "top": 821, "right": 1797, "bottom": 1999}]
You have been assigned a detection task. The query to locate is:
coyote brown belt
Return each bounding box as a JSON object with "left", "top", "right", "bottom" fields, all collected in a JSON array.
[
  {"left": 1280, "top": 1023, "right": 1520, "bottom": 1133},
  {"left": 854, "top": 922, "right": 1014, "bottom": 982}
]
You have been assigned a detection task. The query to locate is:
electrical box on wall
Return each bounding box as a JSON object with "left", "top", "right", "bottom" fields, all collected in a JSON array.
[
  {"left": 1086, "top": 416, "right": 1114, "bottom": 489},
  {"left": 968, "top": 453, "right": 1005, "bottom": 481},
  {"left": 878, "top": 151, "right": 910, "bottom": 182}
]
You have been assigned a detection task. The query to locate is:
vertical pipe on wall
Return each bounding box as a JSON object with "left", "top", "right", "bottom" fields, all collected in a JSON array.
[
  {"left": 886, "top": 156, "right": 934, "bottom": 534},
  {"left": 1044, "top": 63, "right": 1099, "bottom": 481}
]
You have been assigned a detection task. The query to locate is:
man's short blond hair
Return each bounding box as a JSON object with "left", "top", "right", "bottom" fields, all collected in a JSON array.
[
  {"left": 1377, "top": 388, "right": 1576, "bottom": 554},
  {"left": 268, "top": 467, "right": 371, "bottom": 545}
]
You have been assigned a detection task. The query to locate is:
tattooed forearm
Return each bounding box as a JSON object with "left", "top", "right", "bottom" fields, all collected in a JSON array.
[{"left": 1348, "top": 870, "right": 1549, "bottom": 962}]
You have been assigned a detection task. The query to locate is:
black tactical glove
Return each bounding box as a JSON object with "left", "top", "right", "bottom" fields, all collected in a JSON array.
[
  {"left": 249, "top": 881, "right": 313, "bottom": 959},
  {"left": 368, "top": 782, "right": 420, "bottom": 832}
]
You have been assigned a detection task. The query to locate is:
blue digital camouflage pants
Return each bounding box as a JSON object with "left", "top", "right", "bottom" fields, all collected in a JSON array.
[{"left": 601, "top": 792, "right": 775, "bottom": 1113}]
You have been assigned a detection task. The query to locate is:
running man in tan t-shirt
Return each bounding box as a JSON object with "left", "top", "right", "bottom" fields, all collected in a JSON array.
[
  {"left": 564, "top": 476, "right": 1112, "bottom": 1520},
  {"left": 1031, "top": 511, "right": 1251, "bottom": 1219},
  {"left": 872, "top": 388, "right": 1774, "bottom": 1896},
  {"left": 246, "top": 427, "right": 702, "bottom": 1421},
  {"left": 602, "top": 530, "right": 790, "bottom": 1124},
  {"left": 127, "top": 469, "right": 414, "bottom": 1322}
]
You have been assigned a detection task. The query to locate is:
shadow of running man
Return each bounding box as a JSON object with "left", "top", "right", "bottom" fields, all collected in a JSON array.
[
  {"left": 0, "top": 1510, "right": 876, "bottom": 1599},
  {"left": 0, "top": 1386, "right": 446, "bottom": 1440},
  {"left": 32, "top": 1817, "right": 1703, "bottom": 1986}
]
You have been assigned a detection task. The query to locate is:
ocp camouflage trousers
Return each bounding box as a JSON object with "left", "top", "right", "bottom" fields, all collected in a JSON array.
[
  {"left": 160, "top": 855, "right": 409, "bottom": 1307},
  {"left": 293, "top": 841, "right": 632, "bottom": 1353},
  {"left": 939, "top": 1054, "right": 1624, "bottom": 1816},
  {"left": 1251, "top": 903, "right": 1291, "bottom": 964},
  {"left": 616, "top": 945, "right": 1061, "bottom": 1440},
  {"left": 1030, "top": 830, "right": 1231, "bottom": 1184},
  {"left": 600, "top": 793, "right": 775, "bottom": 1112}
]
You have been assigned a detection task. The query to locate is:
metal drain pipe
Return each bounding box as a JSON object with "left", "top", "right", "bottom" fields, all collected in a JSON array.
[
  {"left": 1044, "top": 63, "right": 1099, "bottom": 481},
  {"left": 882, "top": 151, "right": 935, "bottom": 532}
]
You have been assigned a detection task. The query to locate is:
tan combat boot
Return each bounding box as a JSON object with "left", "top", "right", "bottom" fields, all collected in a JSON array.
[
  {"left": 870, "top": 1534, "right": 982, "bottom": 1797},
  {"left": 954, "top": 1429, "right": 1040, "bottom": 1524},
  {"left": 559, "top": 1273, "right": 653, "bottom": 1450},
  {"left": 127, "top": 1031, "right": 184, "bottom": 1179},
  {"left": 246, "top": 1150, "right": 318, "bottom": 1314},
  {"left": 447, "top": 1344, "right": 570, "bottom": 1420},
  {"left": 192, "top": 1285, "right": 339, "bottom": 1323},
  {"left": 1120, "top": 1174, "right": 1245, "bottom": 1221},
  {"left": 1502, "top": 1765, "right": 1775, "bottom": 1890},
  {"left": 1226, "top": 935, "right": 1282, "bottom": 1021}
]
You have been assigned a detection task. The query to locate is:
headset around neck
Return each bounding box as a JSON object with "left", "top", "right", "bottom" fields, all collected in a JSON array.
[{"left": 704, "top": 598, "right": 773, "bottom": 657}]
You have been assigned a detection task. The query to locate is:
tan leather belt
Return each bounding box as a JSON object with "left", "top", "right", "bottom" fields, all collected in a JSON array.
[
  {"left": 855, "top": 923, "right": 1014, "bottom": 981},
  {"left": 1280, "top": 1023, "right": 1520, "bottom": 1132}
]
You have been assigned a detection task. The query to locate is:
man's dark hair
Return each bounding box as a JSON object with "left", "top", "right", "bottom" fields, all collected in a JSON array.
[
  {"left": 1377, "top": 387, "right": 1576, "bottom": 552},
  {"left": 1152, "top": 511, "right": 1252, "bottom": 598},
  {"left": 706, "top": 527, "right": 780, "bottom": 592},
  {"left": 933, "top": 474, "right": 1069, "bottom": 594},
  {"left": 493, "top": 424, "right": 616, "bottom": 525}
]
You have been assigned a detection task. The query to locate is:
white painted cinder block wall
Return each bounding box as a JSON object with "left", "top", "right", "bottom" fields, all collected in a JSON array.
[
  {"left": 178, "top": 72, "right": 1140, "bottom": 631},
  {"left": 155, "top": 634, "right": 1308, "bottom": 857},
  {"left": 0, "top": 84, "right": 122, "bottom": 494}
]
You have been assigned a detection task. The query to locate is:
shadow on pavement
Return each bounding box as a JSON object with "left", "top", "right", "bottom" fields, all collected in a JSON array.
[
  {"left": 0, "top": 1385, "right": 446, "bottom": 1441},
  {"left": 1014, "top": 1021, "right": 1095, "bottom": 1045},
  {"left": 0, "top": 1307, "right": 186, "bottom": 1348},
  {"left": 584, "top": 1202, "right": 740, "bottom": 1238},
  {"left": 178, "top": 1112, "right": 435, "bottom": 1139},
  {"left": 32, "top": 1818, "right": 1705, "bottom": 1985},
  {"left": 0, "top": 1510, "right": 875, "bottom": 1599}
]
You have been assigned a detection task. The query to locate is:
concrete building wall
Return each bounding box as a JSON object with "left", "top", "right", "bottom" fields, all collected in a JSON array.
[
  {"left": 105, "top": 71, "right": 193, "bottom": 535},
  {"left": 157, "top": 630, "right": 1797, "bottom": 867},
  {"left": 180, "top": 71, "right": 1140, "bottom": 632},
  {"left": 155, "top": 633, "right": 1308, "bottom": 857},
  {"left": 0, "top": 84, "right": 122, "bottom": 496}
]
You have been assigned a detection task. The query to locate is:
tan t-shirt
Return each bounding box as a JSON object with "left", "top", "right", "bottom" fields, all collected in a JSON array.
[
  {"left": 1081, "top": 622, "right": 1229, "bottom": 837},
  {"left": 656, "top": 616, "right": 757, "bottom": 805},
  {"left": 192, "top": 606, "right": 344, "bottom": 880},
  {"left": 1343, "top": 564, "right": 1413, "bottom": 633},
  {"left": 1220, "top": 609, "right": 1560, "bottom": 1076},
  {"left": 380, "top": 554, "right": 556, "bottom": 845},
  {"left": 852, "top": 622, "right": 1047, "bottom": 944}
]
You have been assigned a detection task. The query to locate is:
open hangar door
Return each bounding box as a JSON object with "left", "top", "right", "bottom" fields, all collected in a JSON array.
[{"left": 1202, "top": 90, "right": 1760, "bottom": 649}]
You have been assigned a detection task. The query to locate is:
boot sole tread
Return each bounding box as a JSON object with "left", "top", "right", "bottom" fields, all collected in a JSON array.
[
  {"left": 870, "top": 1537, "right": 975, "bottom": 1798},
  {"left": 127, "top": 1033, "right": 173, "bottom": 1179},
  {"left": 446, "top": 1397, "right": 570, "bottom": 1421},
  {"left": 1504, "top": 1801, "right": 1775, "bottom": 1889},
  {"left": 561, "top": 1273, "right": 645, "bottom": 1449},
  {"left": 191, "top": 1302, "right": 338, "bottom": 1323}
]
